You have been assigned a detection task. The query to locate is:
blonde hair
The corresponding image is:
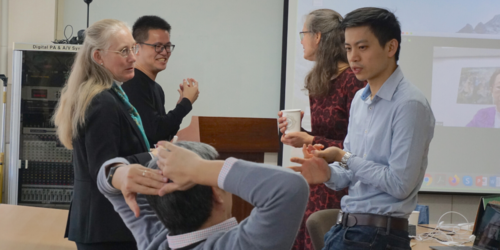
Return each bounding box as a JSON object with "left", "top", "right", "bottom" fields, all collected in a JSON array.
[
  {"left": 304, "top": 9, "right": 348, "bottom": 97},
  {"left": 53, "top": 19, "right": 131, "bottom": 149}
]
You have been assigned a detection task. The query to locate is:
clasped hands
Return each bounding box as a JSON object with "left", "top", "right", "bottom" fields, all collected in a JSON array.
[
  {"left": 112, "top": 141, "right": 204, "bottom": 217},
  {"left": 288, "top": 144, "right": 346, "bottom": 186},
  {"left": 177, "top": 78, "right": 200, "bottom": 104}
]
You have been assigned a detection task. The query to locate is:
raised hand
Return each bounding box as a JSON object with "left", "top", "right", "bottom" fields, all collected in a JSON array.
[
  {"left": 155, "top": 141, "right": 203, "bottom": 196},
  {"left": 112, "top": 164, "right": 167, "bottom": 217},
  {"left": 312, "top": 146, "right": 343, "bottom": 163},
  {"left": 302, "top": 144, "right": 325, "bottom": 159},
  {"left": 182, "top": 78, "right": 199, "bottom": 104},
  {"left": 176, "top": 83, "right": 184, "bottom": 104},
  {"left": 288, "top": 157, "right": 331, "bottom": 185}
]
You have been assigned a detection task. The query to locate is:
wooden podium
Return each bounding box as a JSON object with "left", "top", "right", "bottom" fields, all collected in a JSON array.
[{"left": 177, "top": 116, "right": 280, "bottom": 222}]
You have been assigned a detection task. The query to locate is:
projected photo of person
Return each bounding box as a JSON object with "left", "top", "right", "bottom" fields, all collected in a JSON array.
[
  {"left": 457, "top": 68, "right": 494, "bottom": 104},
  {"left": 467, "top": 68, "right": 500, "bottom": 128}
]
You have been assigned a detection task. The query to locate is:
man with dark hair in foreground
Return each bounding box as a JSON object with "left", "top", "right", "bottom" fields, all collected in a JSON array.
[
  {"left": 290, "top": 7, "right": 435, "bottom": 249},
  {"left": 97, "top": 141, "right": 309, "bottom": 250}
]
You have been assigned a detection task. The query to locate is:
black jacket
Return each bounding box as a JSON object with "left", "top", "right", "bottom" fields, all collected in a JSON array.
[
  {"left": 122, "top": 69, "right": 192, "bottom": 148},
  {"left": 65, "top": 89, "right": 152, "bottom": 243}
]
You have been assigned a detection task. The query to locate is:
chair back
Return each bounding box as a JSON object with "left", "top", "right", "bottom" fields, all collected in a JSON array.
[{"left": 306, "top": 209, "right": 340, "bottom": 250}]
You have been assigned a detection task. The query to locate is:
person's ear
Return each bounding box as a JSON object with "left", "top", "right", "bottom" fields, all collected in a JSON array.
[
  {"left": 314, "top": 32, "right": 321, "bottom": 45},
  {"left": 386, "top": 39, "right": 398, "bottom": 58},
  {"left": 135, "top": 44, "right": 142, "bottom": 56},
  {"left": 93, "top": 49, "right": 104, "bottom": 65},
  {"left": 212, "top": 187, "right": 225, "bottom": 205}
]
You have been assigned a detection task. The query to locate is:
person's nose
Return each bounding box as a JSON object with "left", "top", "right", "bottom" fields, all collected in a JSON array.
[
  {"left": 127, "top": 51, "right": 136, "bottom": 63},
  {"left": 349, "top": 48, "right": 360, "bottom": 63}
]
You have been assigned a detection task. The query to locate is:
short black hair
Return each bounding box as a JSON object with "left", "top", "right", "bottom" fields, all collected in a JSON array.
[
  {"left": 145, "top": 141, "right": 219, "bottom": 236},
  {"left": 132, "top": 15, "right": 171, "bottom": 43},
  {"left": 341, "top": 7, "right": 401, "bottom": 61}
]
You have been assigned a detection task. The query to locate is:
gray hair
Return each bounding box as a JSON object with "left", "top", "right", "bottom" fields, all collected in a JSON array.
[
  {"left": 144, "top": 141, "right": 220, "bottom": 235},
  {"left": 303, "top": 9, "right": 348, "bottom": 97},
  {"left": 54, "top": 19, "right": 132, "bottom": 149}
]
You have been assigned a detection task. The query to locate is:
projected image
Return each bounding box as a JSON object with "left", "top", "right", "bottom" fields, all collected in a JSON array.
[
  {"left": 456, "top": 68, "right": 496, "bottom": 105},
  {"left": 466, "top": 68, "right": 500, "bottom": 128},
  {"left": 458, "top": 15, "right": 500, "bottom": 35},
  {"left": 431, "top": 47, "right": 500, "bottom": 128},
  {"left": 298, "top": 0, "right": 500, "bottom": 39}
]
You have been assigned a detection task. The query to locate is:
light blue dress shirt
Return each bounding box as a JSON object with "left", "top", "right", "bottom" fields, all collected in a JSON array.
[{"left": 325, "top": 67, "right": 435, "bottom": 218}]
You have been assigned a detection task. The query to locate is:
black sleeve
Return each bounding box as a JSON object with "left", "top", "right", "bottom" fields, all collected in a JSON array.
[
  {"left": 124, "top": 81, "right": 192, "bottom": 146},
  {"left": 84, "top": 93, "right": 151, "bottom": 181},
  {"left": 150, "top": 97, "right": 192, "bottom": 143}
]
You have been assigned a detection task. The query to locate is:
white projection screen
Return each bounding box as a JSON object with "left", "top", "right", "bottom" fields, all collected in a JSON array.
[{"left": 283, "top": 0, "right": 500, "bottom": 194}]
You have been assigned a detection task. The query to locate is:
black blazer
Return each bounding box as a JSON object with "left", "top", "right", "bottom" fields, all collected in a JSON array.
[{"left": 65, "top": 89, "right": 152, "bottom": 243}]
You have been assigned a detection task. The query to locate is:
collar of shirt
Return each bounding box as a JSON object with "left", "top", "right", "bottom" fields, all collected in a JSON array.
[
  {"left": 113, "top": 80, "right": 123, "bottom": 86},
  {"left": 360, "top": 66, "right": 404, "bottom": 102},
  {"left": 167, "top": 217, "right": 238, "bottom": 249}
]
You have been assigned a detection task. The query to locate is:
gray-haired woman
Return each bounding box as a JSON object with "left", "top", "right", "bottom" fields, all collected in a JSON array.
[{"left": 54, "top": 19, "right": 166, "bottom": 250}]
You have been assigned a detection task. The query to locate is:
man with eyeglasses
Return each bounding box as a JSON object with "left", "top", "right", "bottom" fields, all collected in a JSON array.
[{"left": 122, "top": 15, "right": 199, "bottom": 148}]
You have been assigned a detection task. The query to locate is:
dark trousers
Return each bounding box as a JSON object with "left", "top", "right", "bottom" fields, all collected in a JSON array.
[
  {"left": 76, "top": 241, "right": 137, "bottom": 250},
  {"left": 323, "top": 224, "right": 411, "bottom": 250}
]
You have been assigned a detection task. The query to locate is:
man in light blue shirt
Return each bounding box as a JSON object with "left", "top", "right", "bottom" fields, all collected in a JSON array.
[{"left": 290, "top": 7, "right": 435, "bottom": 250}]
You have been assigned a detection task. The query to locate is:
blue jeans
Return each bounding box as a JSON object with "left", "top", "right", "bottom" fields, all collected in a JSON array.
[{"left": 323, "top": 224, "right": 411, "bottom": 250}]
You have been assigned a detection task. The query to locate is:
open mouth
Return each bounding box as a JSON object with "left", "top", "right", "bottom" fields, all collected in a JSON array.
[{"left": 351, "top": 67, "right": 362, "bottom": 74}]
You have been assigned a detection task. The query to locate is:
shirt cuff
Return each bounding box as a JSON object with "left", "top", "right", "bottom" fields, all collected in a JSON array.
[
  {"left": 102, "top": 157, "right": 130, "bottom": 179},
  {"left": 98, "top": 157, "right": 130, "bottom": 195},
  {"left": 218, "top": 157, "right": 238, "bottom": 189},
  {"left": 179, "top": 98, "right": 193, "bottom": 113},
  {"left": 325, "top": 163, "right": 338, "bottom": 185},
  {"left": 149, "top": 152, "right": 154, "bottom": 160},
  {"left": 346, "top": 155, "right": 359, "bottom": 173}
]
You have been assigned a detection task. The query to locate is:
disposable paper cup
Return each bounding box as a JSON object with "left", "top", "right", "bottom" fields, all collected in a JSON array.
[
  {"left": 408, "top": 211, "right": 420, "bottom": 225},
  {"left": 281, "top": 109, "right": 301, "bottom": 134}
]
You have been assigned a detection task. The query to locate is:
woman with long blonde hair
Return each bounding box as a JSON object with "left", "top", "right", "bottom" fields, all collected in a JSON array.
[
  {"left": 278, "top": 9, "right": 366, "bottom": 250},
  {"left": 54, "top": 19, "right": 165, "bottom": 250}
]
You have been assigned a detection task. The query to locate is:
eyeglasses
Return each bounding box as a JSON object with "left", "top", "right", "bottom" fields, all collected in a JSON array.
[
  {"left": 139, "top": 42, "right": 175, "bottom": 53},
  {"left": 103, "top": 45, "right": 139, "bottom": 58},
  {"left": 299, "top": 31, "right": 313, "bottom": 41}
]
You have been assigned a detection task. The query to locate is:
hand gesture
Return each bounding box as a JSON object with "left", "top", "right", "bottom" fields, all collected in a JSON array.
[
  {"left": 311, "top": 146, "right": 343, "bottom": 163},
  {"left": 176, "top": 83, "right": 184, "bottom": 104},
  {"left": 288, "top": 157, "right": 331, "bottom": 185},
  {"left": 112, "top": 164, "right": 167, "bottom": 217},
  {"left": 155, "top": 141, "right": 203, "bottom": 196},
  {"left": 181, "top": 78, "right": 199, "bottom": 104},
  {"left": 302, "top": 144, "right": 325, "bottom": 159}
]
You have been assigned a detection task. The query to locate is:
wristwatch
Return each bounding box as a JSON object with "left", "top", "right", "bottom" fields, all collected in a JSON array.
[
  {"left": 339, "top": 152, "right": 352, "bottom": 169},
  {"left": 107, "top": 165, "right": 122, "bottom": 187}
]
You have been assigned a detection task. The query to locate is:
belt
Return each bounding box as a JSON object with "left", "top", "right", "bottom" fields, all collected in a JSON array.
[{"left": 336, "top": 211, "right": 408, "bottom": 232}]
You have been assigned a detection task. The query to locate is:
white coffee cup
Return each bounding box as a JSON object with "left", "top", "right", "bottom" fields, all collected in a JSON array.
[
  {"left": 281, "top": 109, "right": 301, "bottom": 135},
  {"left": 408, "top": 211, "right": 420, "bottom": 225}
]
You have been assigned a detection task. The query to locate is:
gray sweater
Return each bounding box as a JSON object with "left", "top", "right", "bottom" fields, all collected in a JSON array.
[{"left": 97, "top": 159, "right": 309, "bottom": 250}]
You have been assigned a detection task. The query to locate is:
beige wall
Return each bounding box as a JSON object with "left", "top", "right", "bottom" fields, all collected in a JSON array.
[{"left": 7, "top": 0, "right": 57, "bottom": 85}]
